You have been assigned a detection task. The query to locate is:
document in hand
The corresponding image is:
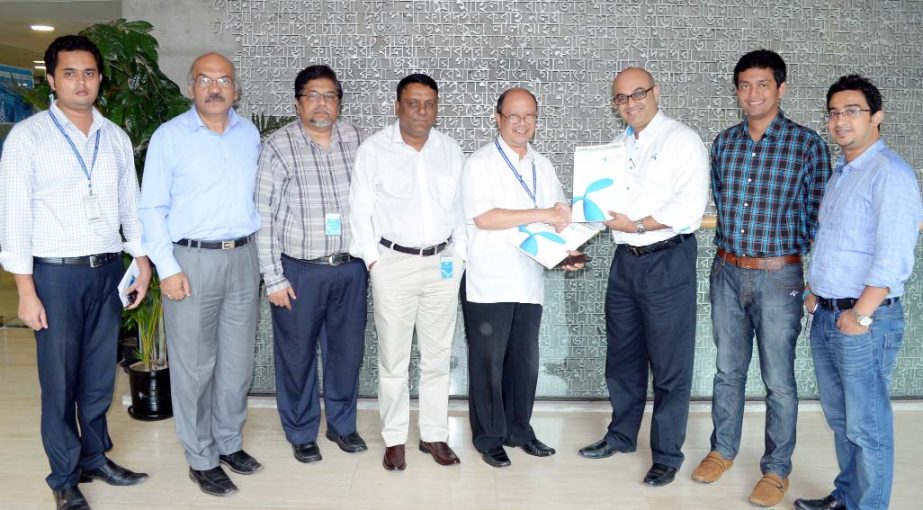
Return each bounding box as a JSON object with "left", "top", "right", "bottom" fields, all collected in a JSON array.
[
  {"left": 117, "top": 258, "right": 140, "bottom": 307},
  {"left": 572, "top": 141, "right": 629, "bottom": 222},
  {"left": 508, "top": 222, "right": 603, "bottom": 269}
]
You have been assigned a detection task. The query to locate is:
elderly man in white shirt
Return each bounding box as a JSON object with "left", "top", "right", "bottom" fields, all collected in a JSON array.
[
  {"left": 460, "top": 87, "right": 580, "bottom": 468},
  {"left": 349, "top": 73, "right": 467, "bottom": 472},
  {"left": 578, "top": 67, "right": 710, "bottom": 488}
]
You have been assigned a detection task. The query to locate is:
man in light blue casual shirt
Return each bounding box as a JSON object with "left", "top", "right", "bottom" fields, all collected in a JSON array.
[
  {"left": 799, "top": 75, "right": 922, "bottom": 510},
  {"left": 139, "top": 52, "right": 263, "bottom": 498}
]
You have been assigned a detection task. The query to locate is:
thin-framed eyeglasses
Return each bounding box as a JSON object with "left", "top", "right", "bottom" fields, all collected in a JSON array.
[
  {"left": 499, "top": 112, "right": 538, "bottom": 124},
  {"left": 825, "top": 107, "right": 871, "bottom": 121},
  {"left": 611, "top": 85, "right": 655, "bottom": 106},
  {"left": 194, "top": 75, "right": 234, "bottom": 88},
  {"left": 297, "top": 91, "right": 339, "bottom": 103}
]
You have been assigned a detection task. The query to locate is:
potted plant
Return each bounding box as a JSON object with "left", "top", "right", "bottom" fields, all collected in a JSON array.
[{"left": 125, "top": 277, "right": 172, "bottom": 420}]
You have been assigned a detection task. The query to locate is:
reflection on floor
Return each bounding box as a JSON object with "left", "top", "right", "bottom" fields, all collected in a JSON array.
[{"left": 1, "top": 327, "right": 921, "bottom": 510}]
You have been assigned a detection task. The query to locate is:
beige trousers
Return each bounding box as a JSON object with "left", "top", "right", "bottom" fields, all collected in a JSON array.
[{"left": 370, "top": 246, "right": 463, "bottom": 446}]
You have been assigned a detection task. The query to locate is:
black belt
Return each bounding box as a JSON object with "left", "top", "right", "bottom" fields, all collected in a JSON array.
[
  {"left": 816, "top": 296, "right": 898, "bottom": 311},
  {"left": 622, "top": 234, "right": 692, "bottom": 256},
  {"left": 380, "top": 237, "right": 450, "bottom": 257},
  {"left": 304, "top": 253, "right": 355, "bottom": 267},
  {"left": 34, "top": 252, "right": 120, "bottom": 268},
  {"left": 176, "top": 234, "right": 253, "bottom": 250}
]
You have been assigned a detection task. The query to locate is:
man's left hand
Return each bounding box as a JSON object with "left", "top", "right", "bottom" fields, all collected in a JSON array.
[
  {"left": 836, "top": 309, "right": 870, "bottom": 335},
  {"left": 125, "top": 256, "right": 153, "bottom": 310},
  {"left": 605, "top": 211, "right": 633, "bottom": 233},
  {"left": 561, "top": 250, "right": 586, "bottom": 272}
]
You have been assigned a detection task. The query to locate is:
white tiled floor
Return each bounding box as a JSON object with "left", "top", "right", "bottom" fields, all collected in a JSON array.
[{"left": 1, "top": 326, "right": 921, "bottom": 509}]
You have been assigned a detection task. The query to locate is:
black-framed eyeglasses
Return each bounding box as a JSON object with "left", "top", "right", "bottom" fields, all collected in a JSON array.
[
  {"left": 611, "top": 85, "right": 655, "bottom": 106},
  {"left": 297, "top": 91, "right": 339, "bottom": 103},
  {"left": 498, "top": 112, "right": 538, "bottom": 124},
  {"left": 825, "top": 107, "right": 871, "bottom": 121}
]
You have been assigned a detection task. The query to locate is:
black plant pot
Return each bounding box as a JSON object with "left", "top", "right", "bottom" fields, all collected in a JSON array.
[{"left": 127, "top": 362, "right": 172, "bottom": 421}]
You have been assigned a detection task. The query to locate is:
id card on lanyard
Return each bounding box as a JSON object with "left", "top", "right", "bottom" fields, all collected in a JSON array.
[{"left": 49, "top": 108, "right": 102, "bottom": 223}]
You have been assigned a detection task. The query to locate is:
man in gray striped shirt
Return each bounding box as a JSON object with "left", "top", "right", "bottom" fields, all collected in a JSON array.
[{"left": 255, "top": 65, "right": 369, "bottom": 465}]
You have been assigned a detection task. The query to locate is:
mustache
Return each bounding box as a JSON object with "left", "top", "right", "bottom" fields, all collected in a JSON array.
[{"left": 205, "top": 93, "right": 226, "bottom": 103}]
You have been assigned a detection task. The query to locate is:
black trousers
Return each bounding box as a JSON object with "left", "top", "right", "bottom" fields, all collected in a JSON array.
[
  {"left": 603, "top": 236, "right": 697, "bottom": 469},
  {"left": 461, "top": 281, "right": 543, "bottom": 452},
  {"left": 33, "top": 257, "right": 122, "bottom": 490},
  {"left": 271, "top": 256, "right": 368, "bottom": 444}
]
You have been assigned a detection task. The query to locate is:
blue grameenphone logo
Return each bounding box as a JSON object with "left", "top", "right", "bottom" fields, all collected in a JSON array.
[
  {"left": 572, "top": 178, "right": 613, "bottom": 221},
  {"left": 518, "top": 225, "right": 565, "bottom": 256}
]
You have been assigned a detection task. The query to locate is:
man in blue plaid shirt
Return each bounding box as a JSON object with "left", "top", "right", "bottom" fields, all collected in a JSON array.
[{"left": 692, "top": 49, "right": 832, "bottom": 508}]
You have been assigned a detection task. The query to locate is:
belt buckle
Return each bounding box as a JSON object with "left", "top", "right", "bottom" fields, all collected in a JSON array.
[
  {"left": 221, "top": 240, "right": 235, "bottom": 250},
  {"left": 327, "top": 255, "right": 341, "bottom": 267},
  {"left": 89, "top": 255, "right": 102, "bottom": 268}
]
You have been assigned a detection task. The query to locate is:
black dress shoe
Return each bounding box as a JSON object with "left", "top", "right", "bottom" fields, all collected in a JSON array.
[
  {"left": 219, "top": 449, "right": 263, "bottom": 474},
  {"left": 292, "top": 442, "right": 322, "bottom": 463},
  {"left": 519, "top": 438, "right": 556, "bottom": 457},
  {"left": 188, "top": 466, "right": 238, "bottom": 497},
  {"left": 53, "top": 486, "right": 90, "bottom": 510},
  {"left": 481, "top": 447, "right": 511, "bottom": 468},
  {"left": 579, "top": 439, "right": 621, "bottom": 459},
  {"left": 795, "top": 495, "right": 846, "bottom": 510},
  {"left": 325, "top": 430, "right": 368, "bottom": 453},
  {"left": 643, "top": 463, "right": 678, "bottom": 487},
  {"left": 80, "top": 458, "right": 148, "bottom": 486}
]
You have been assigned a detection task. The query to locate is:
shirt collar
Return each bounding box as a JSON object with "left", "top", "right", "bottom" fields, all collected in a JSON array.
[
  {"left": 624, "top": 110, "right": 666, "bottom": 142},
  {"left": 836, "top": 139, "right": 886, "bottom": 173},
  {"left": 185, "top": 105, "right": 241, "bottom": 134},
  {"left": 49, "top": 100, "right": 106, "bottom": 136},
  {"left": 389, "top": 120, "right": 440, "bottom": 150},
  {"left": 495, "top": 134, "right": 533, "bottom": 164},
  {"left": 298, "top": 120, "right": 342, "bottom": 147},
  {"left": 740, "top": 109, "right": 787, "bottom": 141}
]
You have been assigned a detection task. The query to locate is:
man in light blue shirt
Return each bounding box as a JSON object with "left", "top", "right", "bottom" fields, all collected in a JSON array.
[
  {"left": 139, "top": 52, "right": 262, "bottom": 498},
  {"left": 799, "top": 75, "right": 922, "bottom": 510}
]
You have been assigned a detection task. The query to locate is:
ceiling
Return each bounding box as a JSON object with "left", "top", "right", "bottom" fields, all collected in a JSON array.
[{"left": 0, "top": 0, "right": 121, "bottom": 74}]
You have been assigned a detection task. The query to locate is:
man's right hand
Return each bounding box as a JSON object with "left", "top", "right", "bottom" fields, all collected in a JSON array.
[
  {"left": 804, "top": 291, "right": 818, "bottom": 314},
  {"left": 161, "top": 272, "right": 192, "bottom": 301},
  {"left": 268, "top": 286, "right": 297, "bottom": 310},
  {"left": 18, "top": 293, "right": 48, "bottom": 331}
]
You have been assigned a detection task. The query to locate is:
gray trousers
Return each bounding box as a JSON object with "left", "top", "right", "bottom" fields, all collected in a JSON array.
[{"left": 163, "top": 242, "right": 260, "bottom": 470}]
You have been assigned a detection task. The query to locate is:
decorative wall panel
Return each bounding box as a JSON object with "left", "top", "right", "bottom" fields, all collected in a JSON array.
[{"left": 215, "top": 0, "right": 923, "bottom": 399}]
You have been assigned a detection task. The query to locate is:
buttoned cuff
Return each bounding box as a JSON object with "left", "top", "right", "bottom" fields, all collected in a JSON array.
[
  {"left": 264, "top": 276, "right": 291, "bottom": 295},
  {"left": 153, "top": 257, "right": 183, "bottom": 281},
  {"left": 122, "top": 239, "right": 145, "bottom": 258},
  {"left": 361, "top": 246, "right": 379, "bottom": 268},
  {"left": 0, "top": 251, "right": 33, "bottom": 275}
]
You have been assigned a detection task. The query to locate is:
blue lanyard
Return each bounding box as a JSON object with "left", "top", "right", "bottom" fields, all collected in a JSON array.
[
  {"left": 495, "top": 138, "right": 537, "bottom": 208},
  {"left": 48, "top": 109, "right": 101, "bottom": 194}
]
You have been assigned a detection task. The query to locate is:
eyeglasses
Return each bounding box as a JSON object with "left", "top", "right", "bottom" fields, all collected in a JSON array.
[
  {"left": 194, "top": 76, "right": 234, "bottom": 88},
  {"left": 611, "top": 85, "right": 655, "bottom": 106},
  {"left": 499, "top": 112, "right": 538, "bottom": 124},
  {"left": 825, "top": 107, "right": 872, "bottom": 121},
  {"left": 297, "top": 91, "right": 339, "bottom": 103}
]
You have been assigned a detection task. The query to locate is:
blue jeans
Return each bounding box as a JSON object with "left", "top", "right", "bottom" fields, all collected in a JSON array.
[
  {"left": 810, "top": 300, "right": 903, "bottom": 510},
  {"left": 708, "top": 257, "right": 803, "bottom": 478}
]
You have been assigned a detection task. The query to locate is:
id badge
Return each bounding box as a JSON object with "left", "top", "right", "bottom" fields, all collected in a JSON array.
[
  {"left": 83, "top": 194, "right": 101, "bottom": 223},
  {"left": 325, "top": 213, "right": 342, "bottom": 236},
  {"left": 440, "top": 256, "right": 453, "bottom": 279}
]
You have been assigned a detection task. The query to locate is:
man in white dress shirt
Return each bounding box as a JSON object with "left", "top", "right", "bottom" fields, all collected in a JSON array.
[
  {"left": 461, "top": 87, "right": 578, "bottom": 468},
  {"left": 0, "top": 35, "right": 151, "bottom": 510},
  {"left": 578, "top": 67, "right": 710, "bottom": 488},
  {"left": 349, "top": 73, "right": 467, "bottom": 471}
]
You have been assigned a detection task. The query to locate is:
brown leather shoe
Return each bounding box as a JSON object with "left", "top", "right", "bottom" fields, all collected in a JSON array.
[
  {"left": 382, "top": 444, "right": 406, "bottom": 471},
  {"left": 749, "top": 473, "right": 789, "bottom": 507},
  {"left": 691, "top": 451, "right": 734, "bottom": 483},
  {"left": 418, "top": 441, "right": 461, "bottom": 466}
]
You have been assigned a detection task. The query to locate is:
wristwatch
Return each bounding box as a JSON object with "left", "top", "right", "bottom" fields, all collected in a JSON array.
[
  {"left": 634, "top": 220, "right": 646, "bottom": 234},
  {"left": 852, "top": 310, "right": 873, "bottom": 327}
]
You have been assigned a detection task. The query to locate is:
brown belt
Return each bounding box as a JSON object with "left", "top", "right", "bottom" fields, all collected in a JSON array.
[{"left": 717, "top": 249, "right": 801, "bottom": 270}]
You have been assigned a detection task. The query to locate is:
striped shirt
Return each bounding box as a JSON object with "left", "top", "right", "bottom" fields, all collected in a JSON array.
[
  {"left": 0, "top": 102, "right": 144, "bottom": 274},
  {"left": 711, "top": 111, "right": 831, "bottom": 257},
  {"left": 255, "top": 120, "right": 363, "bottom": 294}
]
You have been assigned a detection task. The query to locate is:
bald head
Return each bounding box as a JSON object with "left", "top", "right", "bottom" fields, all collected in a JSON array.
[
  {"left": 611, "top": 67, "right": 660, "bottom": 135},
  {"left": 188, "top": 52, "right": 238, "bottom": 126},
  {"left": 495, "top": 87, "right": 539, "bottom": 157}
]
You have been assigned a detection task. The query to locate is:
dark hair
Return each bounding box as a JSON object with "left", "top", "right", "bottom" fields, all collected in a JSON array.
[
  {"left": 733, "top": 49, "right": 786, "bottom": 88},
  {"left": 495, "top": 88, "right": 539, "bottom": 114},
  {"left": 396, "top": 73, "right": 438, "bottom": 100},
  {"left": 44, "top": 35, "right": 104, "bottom": 76},
  {"left": 294, "top": 64, "right": 343, "bottom": 100},
  {"left": 826, "top": 74, "right": 882, "bottom": 115}
]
